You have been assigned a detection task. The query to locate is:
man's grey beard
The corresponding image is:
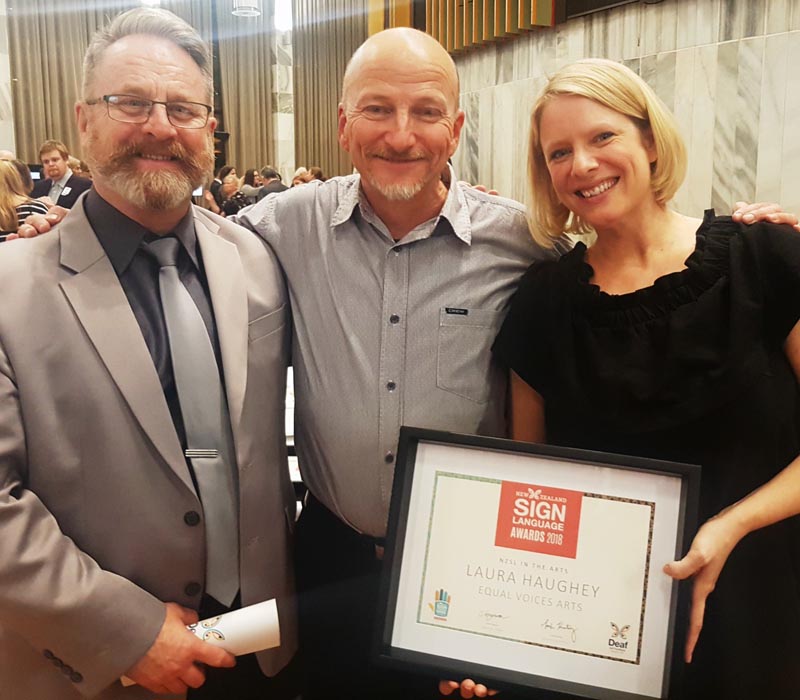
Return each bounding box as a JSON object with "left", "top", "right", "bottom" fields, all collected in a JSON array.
[
  {"left": 367, "top": 177, "right": 426, "bottom": 201},
  {"left": 86, "top": 137, "right": 212, "bottom": 211}
]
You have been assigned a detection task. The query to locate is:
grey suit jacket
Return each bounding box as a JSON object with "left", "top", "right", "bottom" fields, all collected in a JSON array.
[{"left": 0, "top": 197, "right": 297, "bottom": 699}]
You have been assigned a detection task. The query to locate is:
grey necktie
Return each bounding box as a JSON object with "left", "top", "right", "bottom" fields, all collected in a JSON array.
[
  {"left": 48, "top": 182, "right": 62, "bottom": 201},
  {"left": 146, "top": 237, "right": 239, "bottom": 606}
]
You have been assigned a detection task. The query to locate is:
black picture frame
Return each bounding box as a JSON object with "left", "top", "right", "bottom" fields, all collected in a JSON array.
[{"left": 374, "top": 427, "right": 700, "bottom": 700}]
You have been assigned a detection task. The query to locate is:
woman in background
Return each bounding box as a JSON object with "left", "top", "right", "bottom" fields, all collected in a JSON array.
[
  {"left": 240, "top": 168, "right": 262, "bottom": 204},
  {"left": 0, "top": 160, "right": 48, "bottom": 234},
  {"left": 493, "top": 58, "right": 800, "bottom": 699}
]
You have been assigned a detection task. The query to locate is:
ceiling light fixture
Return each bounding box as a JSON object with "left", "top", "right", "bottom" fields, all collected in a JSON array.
[{"left": 232, "top": 0, "right": 261, "bottom": 16}]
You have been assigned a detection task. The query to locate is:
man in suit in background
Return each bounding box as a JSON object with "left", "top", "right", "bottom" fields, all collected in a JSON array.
[
  {"left": 256, "top": 166, "right": 288, "bottom": 201},
  {"left": 31, "top": 139, "right": 92, "bottom": 208},
  {"left": 0, "top": 7, "right": 296, "bottom": 699}
]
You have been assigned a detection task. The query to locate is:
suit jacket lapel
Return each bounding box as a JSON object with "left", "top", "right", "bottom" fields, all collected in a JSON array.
[
  {"left": 194, "top": 213, "right": 248, "bottom": 453},
  {"left": 58, "top": 203, "right": 195, "bottom": 493}
]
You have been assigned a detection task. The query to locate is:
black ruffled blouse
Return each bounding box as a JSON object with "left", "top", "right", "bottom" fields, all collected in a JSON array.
[{"left": 493, "top": 213, "right": 800, "bottom": 699}]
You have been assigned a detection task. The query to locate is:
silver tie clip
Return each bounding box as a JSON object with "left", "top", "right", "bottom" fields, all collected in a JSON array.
[{"left": 184, "top": 448, "right": 219, "bottom": 459}]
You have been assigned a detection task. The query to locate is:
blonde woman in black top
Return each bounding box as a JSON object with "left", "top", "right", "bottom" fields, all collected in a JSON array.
[{"left": 494, "top": 58, "right": 800, "bottom": 700}]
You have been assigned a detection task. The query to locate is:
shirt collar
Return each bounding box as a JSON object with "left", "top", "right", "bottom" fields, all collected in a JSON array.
[
  {"left": 85, "top": 189, "right": 199, "bottom": 275},
  {"left": 54, "top": 171, "right": 72, "bottom": 189},
  {"left": 329, "top": 165, "right": 472, "bottom": 245}
]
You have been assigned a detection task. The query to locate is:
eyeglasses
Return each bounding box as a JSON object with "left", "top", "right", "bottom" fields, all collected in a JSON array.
[{"left": 85, "top": 94, "right": 212, "bottom": 129}]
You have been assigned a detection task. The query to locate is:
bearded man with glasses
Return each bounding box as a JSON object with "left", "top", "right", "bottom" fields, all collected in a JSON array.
[{"left": 0, "top": 8, "right": 297, "bottom": 700}]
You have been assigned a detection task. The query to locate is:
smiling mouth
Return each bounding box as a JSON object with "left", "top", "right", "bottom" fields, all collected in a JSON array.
[
  {"left": 370, "top": 152, "right": 426, "bottom": 163},
  {"left": 577, "top": 177, "right": 618, "bottom": 198}
]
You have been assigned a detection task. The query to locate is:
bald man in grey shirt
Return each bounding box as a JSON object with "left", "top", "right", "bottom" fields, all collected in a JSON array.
[
  {"left": 231, "top": 21, "right": 565, "bottom": 697},
  {"left": 236, "top": 165, "right": 553, "bottom": 699},
  {"left": 231, "top": 29, "right": 562, "bottom": 699},
  {"left": 237, "top": 168, "right": 556, "bottom": 537}
]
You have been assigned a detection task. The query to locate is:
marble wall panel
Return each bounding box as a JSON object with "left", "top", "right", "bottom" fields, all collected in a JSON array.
[
  {"left": 733, "top": 37, "right": 763, "bottom": 203},
  {"left": 781, "top": 32, "right": 800, "bottom": 213},
  {"left": 510, "top": 77, "right": 539, "bottom": 204},
  {"left": 654, "top": 1, "right": 678, "bottom": 55},
  {"left": 274, "top": 92, "right": 293, "bottom": 113},
  {"left": 489, "top": 83, "right": 516, "bottom": 198},
  {"left": 451, "top": 0, "right": 800, "bottom": 219},
  {"left": 617, "top": 3, "right": 641, "bottom": 60},
  {"left": 654, "top": 52, "right": 677, "bottom": 113},
  {"left": 477, "top": 88, "right": 495, "bottom": 185},
  {"left": 694, "top": 0, "right": 721, "bottom": 46},
  {"left": 676, "top": 0, "right": 698, "bottom": 50},
  {"left": 621, "top": 56, "right": 641, "bottom": 75},
  {"left": 530, "top": 27, "right": 558, "bottom": 78},
  {"left": 585, "top": 10, "right": 611, "bottom": 58},
  {"left": 555, "top": 15, "right": 585, "bottom": 65},
  {"left": 457, "top": 52, "right": 474, "bottom": 94},
  {"left": 460, "top": 91, "right": 480, "bottom": 186},
  {"left": 272, "top": 63, "right": 293, "bottom": 94},
  {"left": 270, "top": 28, "right": 294, "bottom": 175},
  {"left": 671, "top": 49, "right": 696, "bottom": 216},
  {"left": 711, "top": 40, "right": 738, "bottom": 211},
  {"left": 755, "top": 33, "right": 788, "bottom": 204},
  {"left": 639, "top": 1, "right": 659, "bottom": 57},
  {"left": 742, "top": 1, "right": 765, "bottom": 38},
  {"left": 512, "top": 33, "right": 532, "bottom": 82},
  {"left": 273, "top": 111, "right": 295, "bottom": 182},
  {"left": 476, "top": 44, "right": 498, "bottom": 91},
  {"left": 766, "top": 0, "right": 792, "bottom": 35},
  {"left": 719, "top": 0, "right": 743, "bottom": 42},
  {"left": 684, "top": 44, "right": 718, "bottom": 216},
  {"left": 273, "top": 36, "right": 292, "bottom": 65},
  {"left": 496, "top": 40, "right": 515, "bottom": 85}
]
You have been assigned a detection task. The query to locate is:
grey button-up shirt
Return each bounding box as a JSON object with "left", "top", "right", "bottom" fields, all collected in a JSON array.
[{"left": 237, "top": 170, "right": 559, "bottom": 536}]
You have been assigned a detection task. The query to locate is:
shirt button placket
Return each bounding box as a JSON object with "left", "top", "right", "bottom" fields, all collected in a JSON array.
[{"left": 379, "top": 245, "right": 407, "bottom": 510}]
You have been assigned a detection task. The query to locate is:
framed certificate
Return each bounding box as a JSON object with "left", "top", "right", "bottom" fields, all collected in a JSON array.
[{"left": 375, "top": 428, "right": 700, "bottom": 700}]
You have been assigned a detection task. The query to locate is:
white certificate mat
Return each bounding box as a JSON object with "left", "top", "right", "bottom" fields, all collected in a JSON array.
[{"left": 378, "top": 430, "right": 699, "bottom": 700}]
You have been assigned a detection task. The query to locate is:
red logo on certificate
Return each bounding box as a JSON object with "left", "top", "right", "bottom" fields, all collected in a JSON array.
[{"left": 495, "top": 482, "right": 583, "bottom": 558}]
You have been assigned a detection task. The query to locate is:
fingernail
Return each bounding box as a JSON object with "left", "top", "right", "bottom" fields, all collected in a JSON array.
[
  {"left": 768, "top": 214, "right": 779, "bottom": 221},
  {"left": 743, "top": 213, "right": 754, "bottom": 222}
]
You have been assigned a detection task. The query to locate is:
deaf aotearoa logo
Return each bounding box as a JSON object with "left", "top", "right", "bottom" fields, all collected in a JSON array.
[
  {"left": 608, "top": 622, "right": 631, "bottom": 651},
  {"left": 495, "top": 481, "right": 583, "bottom": 558}
]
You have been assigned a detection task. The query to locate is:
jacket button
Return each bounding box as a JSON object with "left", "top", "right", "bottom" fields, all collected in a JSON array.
[
  {"left": 184, "top": 511, "right": 201, "bottom": 526},
  {"left": 70, "top": 671, "right": 84, "bottom": 683},
  {"left": 184, "top": 581, "right": 202, "bottom": 597},
  {"left": 389, "top": 314, "right": 400, "bottom": 324},
  {"left": 61, "top": 663, "right": 74, "bottom": 675}
]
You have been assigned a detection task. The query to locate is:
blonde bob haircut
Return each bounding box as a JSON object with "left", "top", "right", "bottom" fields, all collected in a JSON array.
[{"left": 527, "top": 58, "right": 686, "bottom": 247}]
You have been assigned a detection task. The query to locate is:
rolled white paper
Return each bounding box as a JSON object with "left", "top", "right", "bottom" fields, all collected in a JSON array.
[
  {"left": 121, "top": 599, "right": 280, "bottom": 686},
  {"left": 187, "top": 599, "right": 280, "bottom": 655}
]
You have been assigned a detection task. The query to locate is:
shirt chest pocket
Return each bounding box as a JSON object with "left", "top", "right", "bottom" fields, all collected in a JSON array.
[{"left": 436, "top": 307, "right": 505, "bottom": 404}]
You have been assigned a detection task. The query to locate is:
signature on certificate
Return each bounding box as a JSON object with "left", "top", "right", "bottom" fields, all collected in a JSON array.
[
  {"left": 541, "top": 618, "right": 577, "bottom": 643},
  {"left": 479, "top": 611, "right": 509, "bottom": 626}
]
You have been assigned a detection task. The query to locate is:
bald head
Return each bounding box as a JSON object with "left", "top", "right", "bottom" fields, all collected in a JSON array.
[{"left": 342, "top": 28, "right": 459, "bottom": 112}]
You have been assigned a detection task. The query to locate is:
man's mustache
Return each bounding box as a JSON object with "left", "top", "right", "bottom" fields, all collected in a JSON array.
[
  {"left": 109, "top": 142, "right": 195, "bottom": 164},
  {"left": 367, "top": 150, "right": 427, "bottom": 162}
]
